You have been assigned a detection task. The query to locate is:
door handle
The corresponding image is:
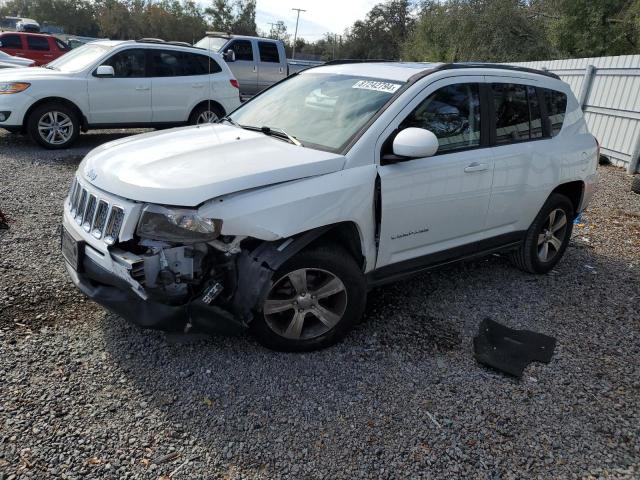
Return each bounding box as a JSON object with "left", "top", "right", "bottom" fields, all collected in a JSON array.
[
  {"left": 192, "top": 83, "right": 204, "bottom": 88},
  {"left": 252, "top": 65, "right": 257, "bottom": 73},
  {"left": 464, "top": 162, "right": 488, "bottom": 173},
  {"left": 135, "top": 86, "right": 150, "bottom": 91}
]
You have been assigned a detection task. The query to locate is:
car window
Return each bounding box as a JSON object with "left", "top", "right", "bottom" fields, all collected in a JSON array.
[
  {"left": 229, "top": 40, "right": 253, "bottom": 61},
  {"left": 182, "top": 52, "right": 222, "bottom": 75},
  {"left": 528, "top": 86, "right": 543, "bottom": 139},
  {"left": 400, "top": 83, "right": 482, "bottom": 153},
  {"left": 493, "top": 83, "right": 532, "bottom": 144},
  {"left": 27, "top": 36, "right": 50, "bottom": 51},
  {"left": 258, "top": 42, "right": 280, "bottom": 63},
  {"left": 0, "top": 34, "right": 23, "bottom": 49},
  {"left": 543, "top": 89, "right": 567, "bottom": 137},
  {"left": 55, "top": 39, "right": 70, "bottom": 51},
  {"left": 103, "top": 49, "right": 146, "bottom": 78}
]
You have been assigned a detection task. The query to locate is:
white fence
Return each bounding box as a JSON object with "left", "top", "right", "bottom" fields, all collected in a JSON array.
[{"left": 512, "top": 55, "right": 640, "bottom": 174}]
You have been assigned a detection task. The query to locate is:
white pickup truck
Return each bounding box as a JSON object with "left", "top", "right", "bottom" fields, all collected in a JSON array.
[
  {"left": 62, "top": 61, "right": 598, "bottom": 351},
  {"left": 195, "top": 33, "right": 320, "bottom": 98}
]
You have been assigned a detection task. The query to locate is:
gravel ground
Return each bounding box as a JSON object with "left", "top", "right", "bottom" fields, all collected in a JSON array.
[{"left": 1, "top": 130, "right": 639, "bottom": 480}]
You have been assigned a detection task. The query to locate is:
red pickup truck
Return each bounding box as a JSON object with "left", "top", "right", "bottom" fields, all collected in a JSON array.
[{"left": 0, "top": 32, "right": 70, "bottom": 66}]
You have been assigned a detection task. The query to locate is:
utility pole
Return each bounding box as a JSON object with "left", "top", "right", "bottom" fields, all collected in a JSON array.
[
  {"left": 267, "top": 22, "right": 277, "bottom": 38},
  {"left": 291, "top": 7, "right": 306, "bottom": 59}
]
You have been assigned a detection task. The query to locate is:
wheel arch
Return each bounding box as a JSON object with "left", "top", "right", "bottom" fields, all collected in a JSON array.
[
  {"left": 551, "top": 181, "right": 584, "bottom": 218},
  {"left": 23, "top": 97, "right": 88, "bottom": 132},
  {"left": 307, "top": 221, "right": 366, "bottom": 271},
  {"left": 189, "top": 100, "right": 226, "bottom": 121}
]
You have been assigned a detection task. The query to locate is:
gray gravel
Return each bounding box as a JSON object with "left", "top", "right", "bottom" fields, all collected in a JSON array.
[{"left": 1, "top": 130, "right": 639, "bottom": 479}]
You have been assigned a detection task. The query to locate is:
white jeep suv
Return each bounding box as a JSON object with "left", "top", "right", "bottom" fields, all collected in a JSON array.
[
  {"left": 0, "top": 39, "right": 241, "bottom": 149},
  {"left": 61, "top": 62, "right": 598, "bottom": 351}
]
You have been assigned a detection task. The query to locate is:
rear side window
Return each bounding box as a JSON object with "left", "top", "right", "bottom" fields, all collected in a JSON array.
[
  {"left": 182, "top": 52, "right": 222, "bottom": 75},
  {"left": 150, "top": 50, "right": 222, "bottom": 76},
  {"left": 543, "top": 89, "right": 567, "bottom": 136},
  {"left": 401, "top": 83, "right": 482, "bottom": 153},
  {"left": 104, "top": 49, "right": 146, "bottom": 78},
  {"left": 27, "top": 36, "right": 50, "bottom": 51},
  {"left": 0, "top": 34, "right": 23, "bottom": 49},
  {"left": 258, "top": 42, "right": 280, "bottom": 63},
  {"left": 229, "top": 40, "right": 253, "bottom": 61},
  {"left": 493, "top": 84, "right": 531, "bottom": 144}
]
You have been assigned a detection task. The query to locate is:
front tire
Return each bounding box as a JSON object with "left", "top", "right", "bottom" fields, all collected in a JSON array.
[
  {"left": 27, "top": 103, "right": 79, "bottom": 149},
  {"left": 511, "top": 193, "right": 575, "bottom": 274},
  {"left": 251, "top": 245, "right": 366, "bottom": 351}
]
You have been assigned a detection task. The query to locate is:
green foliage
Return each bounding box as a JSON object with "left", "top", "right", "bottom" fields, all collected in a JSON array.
[{"left": 1, "top": 0, "right": 638, "bottom": 60}]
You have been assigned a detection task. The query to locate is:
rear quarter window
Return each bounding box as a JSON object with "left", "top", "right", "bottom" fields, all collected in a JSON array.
[{"left": 543, "top": 89, "right": 568, "bottom": 136}]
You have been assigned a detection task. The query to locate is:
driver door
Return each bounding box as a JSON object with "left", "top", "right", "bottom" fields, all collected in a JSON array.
[
  {"left": 87, "top": 48, "right": 152, "bottom": 124},
  {"left": 376, "top": 77, "right": 495, "bottom": 271}
]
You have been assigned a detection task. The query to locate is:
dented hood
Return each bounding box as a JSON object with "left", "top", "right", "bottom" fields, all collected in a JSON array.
[{"left": 80, "top": 124, "right": 346, "bottom": 206}]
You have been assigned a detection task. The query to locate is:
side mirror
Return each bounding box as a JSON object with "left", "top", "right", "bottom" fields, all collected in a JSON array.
[
  {"left": 95, "top": 65, "right": 115, "bottom": 78},
  {"left": 392, "top": 127, "right": 439, "bottom": 158},
  {"left": 222, "top": 49, "right": 235, "bottom": 62}
]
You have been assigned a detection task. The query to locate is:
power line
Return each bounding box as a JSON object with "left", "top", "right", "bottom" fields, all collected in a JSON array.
[{"left": 291, "top": 7, "right": 306, "bottom": 59}]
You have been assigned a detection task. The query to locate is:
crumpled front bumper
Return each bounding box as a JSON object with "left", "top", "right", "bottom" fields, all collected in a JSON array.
[{"left": 65, "top": 254, "right": 245, "bottom": 335}]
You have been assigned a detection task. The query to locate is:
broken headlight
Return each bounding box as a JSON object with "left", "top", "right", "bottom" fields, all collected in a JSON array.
[{"left": 136, "top": 205, "right": 222, "bottom": 243}]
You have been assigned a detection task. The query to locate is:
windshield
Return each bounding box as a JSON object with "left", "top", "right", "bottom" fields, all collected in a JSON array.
[
  {"left": 194, "top": 37, "right": 228, "bottom": 52},
  {"left": 230, "top": 73, "right": 403, "bottom": 152},
  {"left": 46, "top": 44, "right": 112, "bottom": 72}
]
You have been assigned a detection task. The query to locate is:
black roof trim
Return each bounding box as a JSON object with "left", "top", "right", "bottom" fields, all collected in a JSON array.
[
  {"left": 321, "top": 59, "right": 560, "bottom": 80},
  {"left": 323, "top": 59, "right": 395, "bottom": 66},
  {"left": 433, "top": 62, "right": 561, "bottom": 80}
]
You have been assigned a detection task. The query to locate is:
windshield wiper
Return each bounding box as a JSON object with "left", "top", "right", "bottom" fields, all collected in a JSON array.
[{"left": 258, "top": 126, "right": 302, "bottom": 147}]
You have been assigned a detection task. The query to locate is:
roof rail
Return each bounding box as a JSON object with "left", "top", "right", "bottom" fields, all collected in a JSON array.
[
  {"left": 435, "top": 62, "right": 561, "bottom": 80},
  {"left": 137, "top": 37, "right": 165, "bottom": 44},
  {"left": 324, "top": 59, "right": 395, "bottom": 66},
  {"left": 166, "top": 40, "right": 192, "bottom": 47}
]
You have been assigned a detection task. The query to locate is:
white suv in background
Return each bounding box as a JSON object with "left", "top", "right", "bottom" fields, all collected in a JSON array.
[
  {"left": 62, "top": 62, "right": 598, "bottom": 351},
  {"left": 0, "top": 40, "right": 241, "bottom": 148}
]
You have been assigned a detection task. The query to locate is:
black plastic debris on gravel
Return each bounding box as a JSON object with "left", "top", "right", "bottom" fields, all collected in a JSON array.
[{"left": 473, "top": 318, "right": 556, "bottom": 378}]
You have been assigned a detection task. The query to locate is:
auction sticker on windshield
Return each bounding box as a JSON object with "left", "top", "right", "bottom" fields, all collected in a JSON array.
[{"left": 352, "top": 80, "right": 401, "bottom": 93}]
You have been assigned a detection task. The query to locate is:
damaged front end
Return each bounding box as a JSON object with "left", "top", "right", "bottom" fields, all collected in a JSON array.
[{"left": 64, "top": 179, "right": 327, "bottom": 335}]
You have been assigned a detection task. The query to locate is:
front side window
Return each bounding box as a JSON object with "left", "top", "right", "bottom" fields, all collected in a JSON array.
[
  {"left": 543, "top": 89, "right": 568, "bottom": 137},
  {"left": 27, "top": 36, "right": 50, "bottom": 51},
  {"left": 400, "top": 83, "right": 481, "bottom": 153},
  {"left": 104, "top": 49, "right": 146, "bottom": 78},
  {"left": 229, "top": 40, "right": 253, "bottom": 61},
  {"left": 258, "top": 42, "right": 280, "bottom": 63},
  {"left": 0, "top": 34, "right": 23, "bottom": 49},
  {"left": 230, "top": 73, "right": 403, "bottom": 152}
]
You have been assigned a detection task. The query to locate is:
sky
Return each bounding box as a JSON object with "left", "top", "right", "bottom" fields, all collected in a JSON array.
[{"left": 254, "top": 0, "right": 377, "bottom": 41}]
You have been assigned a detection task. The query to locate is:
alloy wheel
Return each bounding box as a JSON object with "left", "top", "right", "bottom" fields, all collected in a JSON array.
[
  {"left": 38, "top": 111, "right": 74, "bottom": 146},
  {"left": 196, "top": 110, "right": 219, "bottom": 124},
  {"left": 537, "top": 208, "right": 568, "bottom": 262},
  {"left": 263, "top": 268, "right": 348, "bottom": 340}
]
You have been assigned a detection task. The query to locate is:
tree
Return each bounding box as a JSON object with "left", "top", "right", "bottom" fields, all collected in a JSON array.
[
  {"left": 268, "top": 20, "right": 289, "bottom": 43},
  {"left": 204, "top": 0, "right": 256, "bottom": 35}
]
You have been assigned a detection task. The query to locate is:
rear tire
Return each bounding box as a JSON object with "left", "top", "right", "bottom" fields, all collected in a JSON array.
[
  {"left": 188, "top": 103, "right": 224, "bottom": 125},
  {"left": 27, "top": 102, "right": 79, "bottom": 149},
  {"left": 251, "top": 245, "right": 366, "bottom": 352},
  {"left": 511, "top": 193, "right": 574, "bottom": 274}
]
